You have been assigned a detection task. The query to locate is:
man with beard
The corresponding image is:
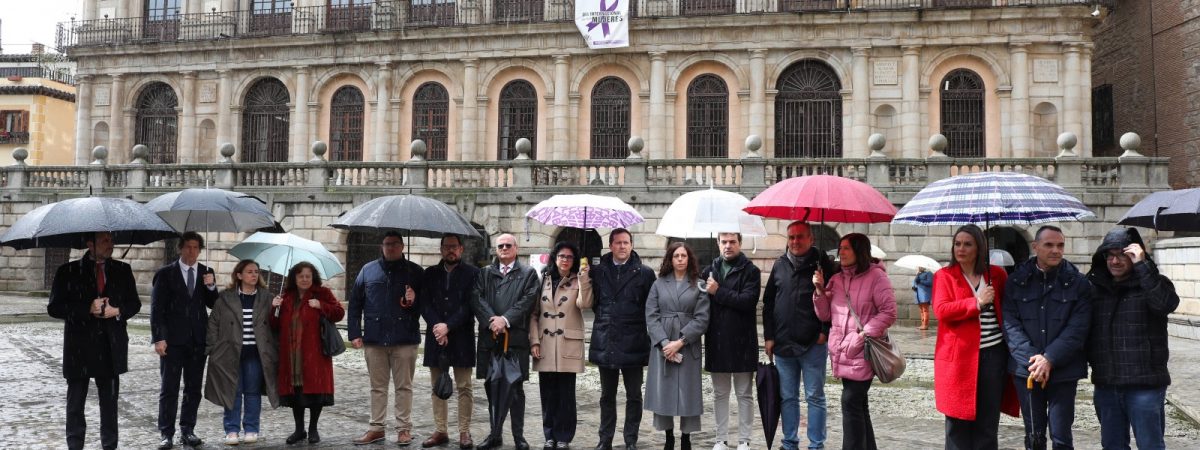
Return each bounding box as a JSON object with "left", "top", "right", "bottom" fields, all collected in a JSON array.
[{"left": 420, "top": 234, "right": 481, "bottom": 449}]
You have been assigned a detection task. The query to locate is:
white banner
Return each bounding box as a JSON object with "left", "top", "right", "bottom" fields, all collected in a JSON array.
[{"left": 575, "top": 0, "right": 629, "bottom": 49}]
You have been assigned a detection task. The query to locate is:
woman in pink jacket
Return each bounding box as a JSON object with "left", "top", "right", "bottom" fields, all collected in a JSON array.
[{"left": 814, "top": 233, "right": 897, "bottom": 450}]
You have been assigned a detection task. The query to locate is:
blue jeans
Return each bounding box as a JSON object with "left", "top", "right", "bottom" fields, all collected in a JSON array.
[
  {"left": 222, "top": 351, "right": 263, "bottom": 434},
  {"left": 1093, "top": 385, "right": 1167, "bottom": 450},
  {"left": 776, "top": 344, "right": 828, "bottom": 450},
  {"left": 1012, "top": 378, "right": 1077, "bottom": 450}
]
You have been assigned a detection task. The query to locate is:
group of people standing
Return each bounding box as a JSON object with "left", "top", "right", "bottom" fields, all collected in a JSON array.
[{"left": 46, "top": 217, "right": 1180, "bottom": 450}]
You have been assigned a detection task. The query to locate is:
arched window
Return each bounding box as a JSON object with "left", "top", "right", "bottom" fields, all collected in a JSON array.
[
  {"left": 775, "top": 60, "right": 842, "bottom": 158},
  {"left": 497, "top": 80, "right": 537, "bottom": 160},
  {"left": 940, "top": 69, "right": 985, "bottom": 158},
  {"left": 412, "top": 82, "right": 450, "bottom": 161},
  {"left": 590, "top": 77, "right": 631, "bottom": 159},
  {"left": 134, "top": 82, "right": 179, "bottom": 164},
  {"left": 329, "top": 85, "right": 364, "bottom": 161},
  {"left": 686, "top": 74, "right": 728, "bottom": 159},
  {"left": 241, "top": 78, "right": 291, "bottom": 163}
]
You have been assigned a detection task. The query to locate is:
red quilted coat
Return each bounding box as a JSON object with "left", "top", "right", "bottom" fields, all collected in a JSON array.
[{"left": 270, "top": 285, "right": 345, "bottom": 397}]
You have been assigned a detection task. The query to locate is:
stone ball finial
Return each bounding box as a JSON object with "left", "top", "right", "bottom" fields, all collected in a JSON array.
[
  {"left": 868, "top": 133, "right": 886, "bottom": 157},
  {"left": 218, "top": 142, "right": 236, "bottom": 163},
  {"left": 311, "top": 141, "right": 328, "bottom": 159},
  {"left": 515, "top": 138, "right": 532, "bottom": 160},
  {"left": 410, "top": 139, "right": 428, "bottom": 161},
  {"left": 744, "top": 135, "right": 763, "bottom": 159},
  {"left": 1119, "top": 132, "right": 1145, "bottom": 158},
  {"left": 131, "top": 144, "right": 149, "bottom": 164},
  {"left": 627, "top": 136, "right": 644, "bottom": 159},
  {"left": 91, "top": 146, "right": 109, "bottom": 165},
  {"left": 928, "top": 134, "right": 948, "bottom": 158},
  {"left": 12, "top": 147, "right": 28, "bottom": 165},
  {"left": 1056, "top": 132, "right": 1078, "bottom": 158}
]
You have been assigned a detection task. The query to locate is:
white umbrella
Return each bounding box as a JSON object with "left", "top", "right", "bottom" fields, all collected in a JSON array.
[
  {"left": 229, "top": 232, "right": 345, "bottom": 280},
  {"left": 871, "top": 245, "right": 887, "bottom": 259},
  {"left": 895, "top": 255, "right": 941, "bottom": 273},
  {"left": 655, "top": 187, "right": 767, "bottom": 238},
  {"left": 990, "top": 249, "right": 1015, "bottom": 267}
]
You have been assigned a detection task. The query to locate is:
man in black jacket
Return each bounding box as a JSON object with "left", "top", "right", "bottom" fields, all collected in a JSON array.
[
  {"left": 701, "top": 232, "right": 761, "bottom": 450},
  {"left": 589, "top": 228, "right": 656, "bottom": 450},
  {"left": 1086, "top": 227, "right": 1179, "bottom": 450},
  {"left": 419, "top": 234, "right": 480, "bottom": 449},
  {"left": 762, "top": 221, "right": 837, "bottom": 450},
  {"left": 151, "top": 232, "right": 218, "bottom": 449},
  {"left": 49, "top": 232, "right": 140, "bottom": 450}
]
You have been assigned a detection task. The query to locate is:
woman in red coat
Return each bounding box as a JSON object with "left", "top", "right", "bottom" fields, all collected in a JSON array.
[
  {"left": 270, "top": 261, "right": 345, "bottom": 445},
  {"left": 933, "top": 224, "right": 1020, "bottom": 450}
]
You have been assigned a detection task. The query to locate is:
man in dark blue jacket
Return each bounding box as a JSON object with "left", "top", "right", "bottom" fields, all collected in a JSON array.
[
  {"left": 1087, "top": 227, "right": 1179, "bottom": 450},
  {"left": 1002, "top": 225, "right": 1091, "bottom": 450},
  {"left": 349, "top": 231, "right": 424, "bottom": 446}
]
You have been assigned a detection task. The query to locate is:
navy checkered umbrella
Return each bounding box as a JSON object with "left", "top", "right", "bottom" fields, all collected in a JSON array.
[{"left": 892, "top": 172, "right": 1094, "bottom": 226}]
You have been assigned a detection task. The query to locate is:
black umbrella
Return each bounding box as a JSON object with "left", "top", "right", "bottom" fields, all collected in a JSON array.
[
  {"left": 146, "top": 188, "right": 275, "bottom": 233},
  {"left": 330, "top": 194, "right": 479, "bottom": 239},
  {"left": 1118, "top": 188, "right": 1200, "bottom": 231},
  {"left": 0, "top": 197, "right": 177, "bottom": 250},
  {"left": 756, "top": 361, "right": 781, "bottom": 449},
  {"left": 486, "top": 332, "right": 522, "bottom": 437}
]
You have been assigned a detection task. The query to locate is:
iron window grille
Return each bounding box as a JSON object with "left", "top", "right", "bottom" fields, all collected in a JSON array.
[
  {"left": 686, "top": 74, "right": 729, "bottom": 159},
  {"left": 940, "top": 68, "right": 986, "bottom": 158},
  {"left": 241, "top": 78, "right": 291, "bottom": 162},
  {"left": 412, "top": 82, "right": 450, "bottom": 161},
  {"left": 774, "top": 60, "right": 843, "bottom": 158},
  {"left": 590, "top": 77, "right": 632, "bottom": 159},
  {"left": 135, "top": 83, "right": 180, "bottom": 164},
  {"left": 329, "top": 85, "right": 365, "bottom": 161},
  {"left": 498, "top": 80, "right": 538, "bottom": 160}
]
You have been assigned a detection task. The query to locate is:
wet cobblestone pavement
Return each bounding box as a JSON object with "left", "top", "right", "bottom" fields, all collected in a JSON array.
[{"left": 2, "top": 294, "right": 1198, "bottom": 449}]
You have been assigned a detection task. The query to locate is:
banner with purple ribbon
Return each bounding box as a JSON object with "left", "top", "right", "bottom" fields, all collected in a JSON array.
[{"left": 575, "top": 0, "right": 628, "bottom": 49}]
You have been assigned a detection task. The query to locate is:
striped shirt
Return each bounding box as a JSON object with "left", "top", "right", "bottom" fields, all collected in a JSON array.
[
  {"left": 238, "top": 290, "right": 258, "bottom": 349},
  {"left": 965, "top": 273, "right": 1004, "bottom": 348}
]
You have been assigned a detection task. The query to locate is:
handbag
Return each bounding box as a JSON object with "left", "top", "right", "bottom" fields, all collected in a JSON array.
[
  {"left": 319, "top": 315, "right": 346, "bottom": 357},
  {"left": 844, "top": 277, "right": 906, "bottom": 383},
  {"left": 433, "top": 354, "right": 454, "bottom": 400}
]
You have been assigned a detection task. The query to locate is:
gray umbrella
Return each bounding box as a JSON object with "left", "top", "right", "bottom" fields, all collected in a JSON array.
[
  {"left": 0, "top": 197, "right": 177, "bottom": 250},
  {"left": 1118, "top": 188, "right": 1200, "bottom": 231},
  {"left": 330, "top": 194, "right": 479, "bottom": 239},
  {"left": 146, "top": 188, "right": 275, "bottom": 233}
]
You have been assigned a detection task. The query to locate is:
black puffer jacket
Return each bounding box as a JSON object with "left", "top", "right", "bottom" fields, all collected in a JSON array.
[
  {"left": 762, "top": 248, "right": 838, "bottom": 357},
  {"left": 588, "top": 251, "right": 657, "bottom": 368},
  {"left": 1086, "top": 227, "right": 1180, "bottom": 387},
  {"left": 701, "top": 253, "right": 762, "bottom": 373}
]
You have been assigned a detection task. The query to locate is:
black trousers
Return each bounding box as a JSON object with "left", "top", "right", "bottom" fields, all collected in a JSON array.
[
  {"left": 598, "top": 366, "right": 644, "bottom": 447},
  {"left": 539, "top": 372, "right": 578, "bottom": 443},
  {"left": 841, "top": 378, "right": 877, "bottom": 450},
  {"left": 485, "top": 378, "right": 527, "bottom": 442},
  {"left": 946, "top": 344, "right": 1008, "bottom": 450},
  {"left": 157, "top": 343, "right": 206, "bottom": 437},
  {"left": 66, "top": 376, "right": 119, "bottom": 450}
]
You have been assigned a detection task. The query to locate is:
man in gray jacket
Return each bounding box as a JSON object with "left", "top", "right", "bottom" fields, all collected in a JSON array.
[{"left": 472, "top": 233, "right": 540, "bottom": 450}]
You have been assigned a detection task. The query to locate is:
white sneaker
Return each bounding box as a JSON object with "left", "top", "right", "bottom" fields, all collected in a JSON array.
[
  {"left": 243, "top": 432, "right": 258, "bottom": 444},
  {"left": 737, "top": 442, "right": 750, "bottom": 450},
  {"left": 224, "top": 433, "right": 240, "bottom": 445},
  {"left": 713, "top": 442, "right": 728, "bottom": 450}
]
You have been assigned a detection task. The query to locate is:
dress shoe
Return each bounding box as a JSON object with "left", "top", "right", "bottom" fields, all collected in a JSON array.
[
  {"left": 556, "top": 442, "right": 571, "bottom": 450},
  {"left": 157, "top": 436, "right": 174, "bottom": 450},
  {"left": 180, "top": 433, "right": 203, "bottom": 447},
  {"left": 459, "top": 432, "right": 475, "bottom": 449},
  {"left": 423, "top": 432, "right": 450, "bottom": 448},
  {"left": 354, "top": 430, "right": 386, "bottom": 445},
  {"left": 625, "top": 445, "right": 638, "bottom": 450},
  {"left": 285, "top": 430, "right": 308, "bottom": 445},
  {"left": 515, "top": 440, "right": 531, "bottom": 450},
  {"left": 398, "top": 430, "right": 414, "bottom": 446},
  {"left": 544, "top": 440, "right": 557, "bottom": 450},
  {"left": 309, "top": 429, "right": 322, "bottom": 444},
  {"left": 594, "top": 443, "right": 613, "bottom": 450},
  {"left": 476, "top": 435, "right": 503, "bottom": 450}
]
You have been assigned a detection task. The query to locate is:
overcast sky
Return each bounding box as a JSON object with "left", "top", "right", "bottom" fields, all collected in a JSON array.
[{"left": 2, "top": 0, "right": 80, "bottom": 53}]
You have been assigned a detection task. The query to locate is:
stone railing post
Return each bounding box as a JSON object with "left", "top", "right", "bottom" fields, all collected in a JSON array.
[
  {"left": 741, "top": 135, "right": 766, "bottom": 189},
  {"left": 925, "top": 134, "right": 952, "bottom": 182},
  {"left": 406, "top": 139, "right": 429, "bottom": 189},
  {"left": 1054, "top": 132, "right": 1083, "bottom": 188},
  {"left": 127, "top": 144, "right": 149, "bottom": 190},
  {"left": 88, "top": 146, "right": 108, "bottom": 191},
  {"left": 623, "top": 136, "right": 648, "bottom": 187},
  {"left": 1116, "top": 132, "right": 1150, "bottom": 190},
  {"left": 306, "top": 141, "right": 328, "bottom": 188},
  {"left": 865, "top": 133, "right": 890, "bottom": 188},
  {"left": 5, "top": 147, "right": 29, "bottom": 190},
  {"left": 214, "top": 143, "right": 236, "bottom": 189},
  {"left": 512, "top": 138, "right": 534, "bottom": 188}
]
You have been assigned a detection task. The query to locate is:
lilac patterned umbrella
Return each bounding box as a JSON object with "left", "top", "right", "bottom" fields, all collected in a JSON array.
[
  {"left": 525, "top": 194, "right": 644, "bottom": 229},
  {"left": 892, "top": 171, "right": 1094, "bottom": 226}
]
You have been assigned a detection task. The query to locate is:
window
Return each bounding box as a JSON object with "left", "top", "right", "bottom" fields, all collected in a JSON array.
[
  {"left": 145, "top": 0, "right": 181, "bottom": 20},
  {"left": 250, "top": 0, "right": 293, "bottom": 35},
  {"left": 326, "top": 0, "right": 373, "bottom": 32},
  {"left": 410, "top": 0, "right": 456, "bottom": 26},
  {"left": 1092, "top": 84, "right": 1115, "bottom": 156},
  {"left": 143, "top": 0, "right": 181, "bottom": 40},
  {"left": 134, "top": 83, "right": 179, "bottom": 164},
  {"left": 940, "top": 69, "right": 985, "bottom": 158},
  {"left": 686, "top": 74, "right": 728, "bottom": 159},
  {"left": 329, "top": 86, "right": 365, "bottom": 161},
  {"left": 412, "top": 82, "right": 450, "bottom": 161},
  {"left": 0, "top": 110, "right": 30, "bottom": 144},
  {"left": 497, "top": 80, "right": 537, "bottom": 160},
  {"left": 775, "top": 60, "right": 842, "bottom": 158},
  {"left": 493, "top": 0, "right": 543, "bottom": 23},
  {"left": 682, "top": 0, "right": 734, "bottom": 16},
  {"left": 590, "top": 77, "right": 631, "bottom": 159},
  {"left": 241, "top": 78, "right": 291, "bottom": 163}
]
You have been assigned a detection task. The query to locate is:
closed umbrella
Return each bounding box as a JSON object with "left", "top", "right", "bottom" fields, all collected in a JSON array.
[
  {"left": 894, "top": 255, "right": 940, "bottom": 273},
  {"left": 330, "top": 194, "right": 479, "bottom": 239},
  {"left": 756, "top": 362, "right": 781, "bottom": 449},
  {"left": 228, "top": 232, "right": 345, "bottom": 280},
  {"left": 485, "top": 332, "right": 522, "bottom": 440},
  {"left": 655, "top": 187, "right": 767, "bottom": 238},
  {"left": 0, "top": 197, "right": 177, "bottom": 250},
  {"left": 1118, "top": 188, "right": 1200, "bottom": 231},
  {"left": 743, "top": 175, "right": 897, "bottom": 223}
]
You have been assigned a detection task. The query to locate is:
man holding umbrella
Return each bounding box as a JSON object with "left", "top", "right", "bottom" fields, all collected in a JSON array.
[
  {"left": 472, "top": 233, "right": 540, "bottom": 450},
  {"left": 49, "top": 231, "right": 140, "bottom": 450}
]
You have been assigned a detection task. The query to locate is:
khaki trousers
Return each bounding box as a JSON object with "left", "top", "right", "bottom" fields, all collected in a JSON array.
[
  {"left": 364, "top": 344, "right": 419, "bottom": 432},
  {"left": 429, "top": 366, "right": 474, "bottom": 434}
]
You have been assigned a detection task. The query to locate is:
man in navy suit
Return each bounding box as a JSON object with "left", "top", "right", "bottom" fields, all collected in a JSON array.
[{"left": 151, "top": 231, "right": 219, "bottom": 449}]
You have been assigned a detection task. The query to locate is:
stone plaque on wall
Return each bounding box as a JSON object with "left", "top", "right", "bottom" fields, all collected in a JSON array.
[
  {"left": 94, "top": 86, "right": 111, "bottom": 106},
  {"left": 1033, "top": 59, "right": 1059, "bottom": 83},
  {"left": 873, "top": 60, "right": 899, "bottom": 85},
  {"left": 199, "top": 82, "right": 217, "bottom": 103}
]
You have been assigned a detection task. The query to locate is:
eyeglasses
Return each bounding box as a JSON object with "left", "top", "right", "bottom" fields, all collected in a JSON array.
[
  {"left": 1104, "top": 252, "right": 1128, "bottom": 261},
  {"left": 497, "top": 243, "right": 514, "bottom": 249},
  {"left": 556, "top": 254, "right": 574, "bottom": 260}
]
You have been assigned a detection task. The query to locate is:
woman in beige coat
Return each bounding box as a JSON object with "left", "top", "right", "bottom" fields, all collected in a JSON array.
[
  {"left": 530, "top": 241, "right": 593, "bottom": 450},
  {"left": 204, "top": 260, "right": 280, "bottom": 446}
]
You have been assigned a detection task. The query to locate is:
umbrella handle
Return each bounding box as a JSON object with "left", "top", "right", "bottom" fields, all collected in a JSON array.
[{"left": 492, "top": 331, "right": 509, "bottom": 353}]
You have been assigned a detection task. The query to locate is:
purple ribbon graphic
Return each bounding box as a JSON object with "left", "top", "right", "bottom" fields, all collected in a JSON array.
[{"left": 586, "top": 0, "right": 619, "bottom": 37}]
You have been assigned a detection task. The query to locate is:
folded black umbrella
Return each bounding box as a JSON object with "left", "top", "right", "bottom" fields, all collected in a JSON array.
[
  {"left": 434, "top": 353, "right": 454, "bottom": 401},
  {"left": 757, "top": 361, "right": 781, "bottom": 449},
  {"left": 0, "top": 197, "right": 177, "bottom": 250},
  {"left": 486, "top": 332, "right": 521, "bottom": 435}
]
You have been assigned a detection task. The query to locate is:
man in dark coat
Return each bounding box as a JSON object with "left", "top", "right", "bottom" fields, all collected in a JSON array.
[
  {"left": 151, "top": 231, "right": 218, "bottom": 449},
  {"left": 700, "top": 232, "right": 761, "bottom": 450},
  {"left": 471, "top": 233, "right": 540, "bottom": 450},
  {"left": 348, "top": 231, "right": 424, "bottom": 446},
  {"left": 1002, "top": 225, "right": 1092, "bottom": 450},
  {"left": 419, "top": 234, "right": 480, "bottom": 449},
  {"left": 1086, "top": 227, "right": 1179, "bottom": 450},
  {"left": 762, "top": 221, "right": 837, "bottom": 450},
  {"left": 48, "top": 231, "right": 140, "bottom": 450},
  {"left": 589, "top": 228, "right": 656, "bottom": 450}
]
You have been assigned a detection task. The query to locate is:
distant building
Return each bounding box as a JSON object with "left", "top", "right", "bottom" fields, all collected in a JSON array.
[{"left": 0, "top": 44, "right": 77, "bottom": 165}]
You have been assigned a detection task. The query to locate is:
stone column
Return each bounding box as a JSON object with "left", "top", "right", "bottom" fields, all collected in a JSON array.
[
  {"left": 74, "top": 75, "right": 92, "bottom": 165},
  {"left": 851, "top": 47, "right": 871, "bottom": 158},
  {"left": 552, "top": 55, "right": 570, "bottom": 160},
  {"left": 292, "top": 66, "right": 311, "bottom": 162},
  {"left": 180, "top": 71, "right": 197, "bottom": 163},
  {"left": 901, "top": 46, "right": 921, "bottom": 158},
  {"left": 460, "top": 59, "right": 479, "bottom": 161},
  {"left": 108, "top": 74, "right": 125, "bottom": 161},
  {"left": 1080, "top": 43, "right": 1094, "bottom": 157},
  {"left": 648, "top": 51, "right": 667, "bottom": 160},
  {"left": 748, "top": 49, "right": 767, "bottom": 141},
  {"left": 1010, "top": 43, "right": 1031, "bottom": 158},
  {"left": 217, "top": 69, "right": 232, "bottom": 149},
  {"left": 1062, "top": 43, "right": 1082, "bottom": 147},
  {"left": 374, "top": 63, "right": 392, "bottom": 162}
]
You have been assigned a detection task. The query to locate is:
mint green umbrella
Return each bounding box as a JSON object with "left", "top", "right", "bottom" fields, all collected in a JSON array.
[{"left": 229, "top": 232, "right": 345, "bottom": 280}]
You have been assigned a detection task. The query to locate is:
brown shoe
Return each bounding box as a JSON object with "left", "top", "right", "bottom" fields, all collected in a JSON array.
[
  {"left": 459, "top": 432, "right": 475, "bottom": 449},
  {"left": 423, "top": 432, "right": 450, "bottom": 448},
  {"left": 398, "top": 430, "right": 414, "bottom": 446},
  {"left": 353, "top": 430, "right": 386, "bottom": 445}
]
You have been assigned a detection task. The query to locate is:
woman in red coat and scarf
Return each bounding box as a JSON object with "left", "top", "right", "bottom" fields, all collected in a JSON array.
[
  {"left": 933, "top": 224, "right": 1020, "bottom": 450},
  {"left": 270, "top": 261, "right": 345, "bottom": 445}
]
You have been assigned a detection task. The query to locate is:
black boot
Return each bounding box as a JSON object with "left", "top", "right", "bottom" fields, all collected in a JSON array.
[
  {"left": 663, "top": 431, "right": 674, "bottom": 450},
  {"left": 680, "top": 434, "right": 690, "bottom": 450}
]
